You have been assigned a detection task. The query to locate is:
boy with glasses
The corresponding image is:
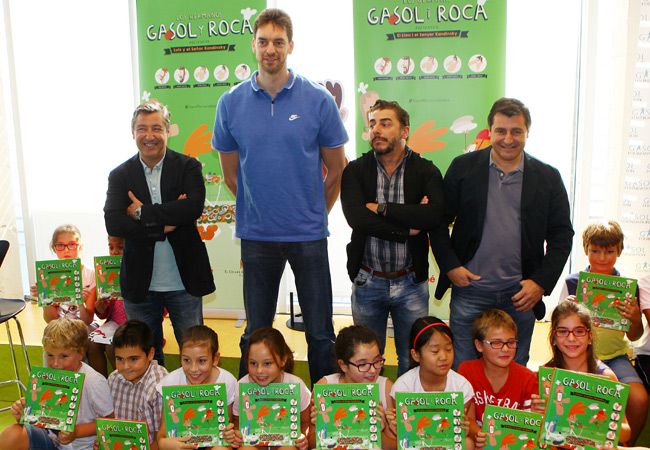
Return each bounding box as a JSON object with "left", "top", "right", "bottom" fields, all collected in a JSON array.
[{"left": 457, "top": 309, "right": 537, "bottom": 425}]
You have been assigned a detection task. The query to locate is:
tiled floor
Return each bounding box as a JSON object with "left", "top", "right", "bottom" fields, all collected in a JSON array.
[{"left": 0, "top": 302, "right": 552, "bottom": 370}]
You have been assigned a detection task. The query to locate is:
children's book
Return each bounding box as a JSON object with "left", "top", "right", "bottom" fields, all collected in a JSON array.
[
  {"left": 22, "top": 366, "right": 85, "bottom": 432},
  {"left": 540, "top": 368, "right": 629, "bottom": 449},
  {"left": 313, "top": 383, "right": 381, "bottom": 450},
  {"left": 574, "top": 271, "right": 638, "bottom": 331},
  {"left": 96, "top": 418, "right": 150, "bottom": 450},
  {"left": 538, "top": 367, "right": 555, "bottom": 401},
  {"left": 482, "top": 405, "right": 543, "bottom": 450},
  {"left": 395, "top": 391, "right": 466, "bottom": 450},
  {"left": 35, "top": 258, "right": 83, "bottom": 307},
  {"left": 162, "top": 383, "right": 229, "bottom": 447},
  {"left": 94, "top": 255, "right": 123, "bottom": 302},
  {"left": 89, "top": 320, "right": 120, "bottom": 345},
  {"left": 239, "top": 382, "right": 302, "bottom": 447}
]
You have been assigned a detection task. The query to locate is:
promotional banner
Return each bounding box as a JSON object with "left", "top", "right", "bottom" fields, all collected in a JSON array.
[
  {"left": 353, "top": 0, "right": 507, "bottom": 317},
  {"left": 135, "top": 0, "right": 266, "bottom": 314}
]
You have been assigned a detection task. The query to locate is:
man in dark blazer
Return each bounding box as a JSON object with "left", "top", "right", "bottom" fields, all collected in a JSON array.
[
  {"left": 341, "top": 99, "right": 444, "bottom": 375},
  {"left": 431, "top": 97, "right": 574, "bottom": 367},
  {"left": 104, "top": 100, "right": 214, "bottom": 365}
]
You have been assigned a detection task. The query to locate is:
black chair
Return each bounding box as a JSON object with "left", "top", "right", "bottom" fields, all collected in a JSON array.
[{"left": 0, "top": 240, "right": 30, "bottom": 410}]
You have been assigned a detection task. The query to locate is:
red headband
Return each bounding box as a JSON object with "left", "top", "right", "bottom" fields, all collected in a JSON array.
[{"left": 412, "top": 322, "right": 449, "bottom": 350}]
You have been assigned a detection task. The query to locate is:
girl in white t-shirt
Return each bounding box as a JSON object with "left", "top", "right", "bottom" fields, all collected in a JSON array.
[
  {"left": 388, "top": 316, "right": 479, "bottom": 450},
  {"left": 156, "top": 325, "right": 237, "bottom": 450},
  {"left": 225, "top": 327, "right": 310, "bottom": 450},
  {"left": 308, "top": 325, "right": 395, "bottom": 450}
]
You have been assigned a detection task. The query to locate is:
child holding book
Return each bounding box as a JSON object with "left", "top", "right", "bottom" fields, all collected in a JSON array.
[
  {"left": 559, "top": 221, "right": 647, "bottom": 443},
  {"left": 31, "top": 224, "right": 97, "bottom": 325},
  {"left": 387, "top": 316, "right": 479, "bottom": 449},
  {"left": 457, "top": 309, "right": 537, "bottom": 425},
  {"left": 226, "top": 327, "right": 311, "bottom": 450},
  {"left": 156, "top": 325, "right": 236, "bottom": 450},
  {"left": 308, "top": 325, "right": 395, "bottom": 450},
  {"left": 0, "top": 318, "right": 114, "bottom": 450},
  {"left": 542, "top": 300, "right": 631, "bottom": 443},
  {"left": 107, "top": 320, "right": 168, "bottom": 448},
  {"left": 88, "top": 235, "right": 128, "bottom": 376}
]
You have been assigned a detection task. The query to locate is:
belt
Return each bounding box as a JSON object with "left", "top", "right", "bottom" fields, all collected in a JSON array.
[{"left": 361, "top": 264, "right": 412, "bottom": 280}]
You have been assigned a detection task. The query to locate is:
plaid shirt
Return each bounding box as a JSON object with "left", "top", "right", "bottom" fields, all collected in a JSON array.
[
  {"left": 108, "top": 359, "right": 168, "bottom": 442},
  {"left": 362, "top": 149, "right": 412, "bottom": 272}
]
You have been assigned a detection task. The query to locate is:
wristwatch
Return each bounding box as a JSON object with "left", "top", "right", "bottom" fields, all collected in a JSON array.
[
  {"left": 133, "top": 206, "right": 142, "bottom": 221},
  {"left": 376, "top": 203, "right": 387, "bottom": 216}
]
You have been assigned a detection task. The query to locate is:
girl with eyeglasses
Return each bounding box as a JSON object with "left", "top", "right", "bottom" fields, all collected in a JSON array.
[
  {"left": 541, "top": 300, "right": 631, "bottom": 443},
  {"left": 31, "top": 224, "right": 97, "bottom": 326},
  {"left": 457, "top": 309, "right": 538, "bottom": 428},
  {"left": 307, "top": 325, "right": 395, "bottom": 449},
  {"left": 387, "top": 316, "right": 479, "bottom": 449}
]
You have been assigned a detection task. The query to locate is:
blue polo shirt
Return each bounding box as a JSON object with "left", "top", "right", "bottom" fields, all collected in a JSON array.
[{"left": 212, "top": 70, "right": 348, "bottom": 241}]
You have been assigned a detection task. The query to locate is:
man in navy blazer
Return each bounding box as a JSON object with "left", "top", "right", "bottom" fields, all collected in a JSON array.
[
  {"left": 430, "top": 98, "right": 574, "bottom": 367},
  {"left": 104, "top": 100, "right": 214, "bottom": 365}
]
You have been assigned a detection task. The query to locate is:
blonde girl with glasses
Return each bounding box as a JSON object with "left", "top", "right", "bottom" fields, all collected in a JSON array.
[
  {"left": 31, "top": 224, "right": 97, "bottom": 325},
  {"left": 308, "top": 325, "right": 395, "bottom": 449},
  {"left": 540, "top": 300, "right": 631, "bottom": 443}
]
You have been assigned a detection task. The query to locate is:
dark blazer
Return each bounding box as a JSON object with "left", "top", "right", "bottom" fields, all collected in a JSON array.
[
  {"left": 431, "top": 148, "right": 574, "bottom": 306},
  {"left": 341, "top": 148, "right": 444, "bottom": 283},
  {"left": 104, "top": 149, "right": 215, "bottom": 303}
]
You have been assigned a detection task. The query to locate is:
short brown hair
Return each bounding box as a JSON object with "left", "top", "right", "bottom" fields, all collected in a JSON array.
[
  {"left": 42, "top": 318, "right": 88, "bottom": 353},
  {"left": 582, "top": 220, "right": 624, "bottom": 254},
  {"left": 369, "top": 99, "right": 410, "bottom": 127},
  {"left": 181, "top": 325, "right": 219, "bottom": 355},
  {"left": 488, "top": 97, "right": 531, "bottom": 131},
  {"left": 131, "top": 99, "right": 170, "bottom": 132},
  {"left": 253, "top": 8, "right": 293, "bottom": 42},
  {"left": 472, "top": 309, "right": 517, "bottom": 341}
]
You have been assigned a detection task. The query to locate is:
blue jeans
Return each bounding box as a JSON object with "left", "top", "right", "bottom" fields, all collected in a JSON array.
[
  {"left": 124, "top": 289, "right": 203, "bottom": 366},
  {"left": 450, "top": 283, "right": 534, "bottom": 368},
  {"left": 351, "top": 268, "right": 429, "bottom": 376},
  {"left": 240, "top": 239, "right": 336, "bottom": 385}
]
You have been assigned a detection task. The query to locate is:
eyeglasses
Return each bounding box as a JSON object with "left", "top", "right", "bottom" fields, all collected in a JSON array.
[
  {"left": 53, "top": 242, "right": 79, "bottom": 251},
  {"left": 554, "top": 327, "right": 589, "bottom": 338},
  {"left": 347, "top": 358, "right": 386, "bottom": 372},
  {"left": 482, "top": 339, "right": 518, "bottom": 350}
]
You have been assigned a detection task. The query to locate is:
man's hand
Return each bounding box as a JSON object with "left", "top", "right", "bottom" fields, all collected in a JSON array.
[
  {"left": 126, "top": 191, "right": 143, "bottom": 219},
  {"left": 447, "top": 266, "right": 480, "bottom": 287},
  {"left": 512, "top": 279, "right": 544, "bottom": 312}
]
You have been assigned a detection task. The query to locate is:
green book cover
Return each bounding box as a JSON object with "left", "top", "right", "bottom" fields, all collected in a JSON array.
[
  {"left": 538, "top": 367, "right": 555, "bottom": 401},
  {"left": 35, "top": 258, "right": 83, "bottom": 307},
  {"left": 94, "top": 255, "right": 123, "bottom": 302},
  {"left": 482, "top": 405, "right": 543, "bottom": 450},
  {"left": 22, "top": 366, "right": 85, "bottom": 432},
  {"left": 162, "top": 383, "right": 229, "bottom": 447},
  {"left": 540, "top": 368, "right": 629, "bottom": 449},
  {"left": 96, "top": 418, "right": 150, "bottom": 450},
  {"left": 239, "top": 382, "right": 301, "bottom": 447},
  {"left": 574, "top": 271, "right": 637, "bottom": 331},
  {"left": 313, "top": 383, "right": 381, "bottom": 449},
  {"left": 395, "top": 391, "right": 466, "bottom": 450}
]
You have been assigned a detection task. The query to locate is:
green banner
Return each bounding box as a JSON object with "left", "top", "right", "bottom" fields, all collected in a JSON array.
[
  {"left": 135, "top": 1, "right": 266, "bottom": 313},
  {"left": 353, "top": 0, "right": 506, "bottom": 173}
]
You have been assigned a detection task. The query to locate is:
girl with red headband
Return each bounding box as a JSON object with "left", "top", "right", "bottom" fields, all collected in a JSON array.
[{"left": 386, "top": 316, "right": 480, "bottom": 448}]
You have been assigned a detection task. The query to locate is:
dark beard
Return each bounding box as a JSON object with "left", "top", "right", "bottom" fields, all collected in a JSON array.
[{"left": 372, "top": 139, "right": 396, "bottom": 156}]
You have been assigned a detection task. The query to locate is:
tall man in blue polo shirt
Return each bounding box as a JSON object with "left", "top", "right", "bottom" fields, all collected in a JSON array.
[{"left": 212, "top": 8, "right": 348, "bottom": 384}]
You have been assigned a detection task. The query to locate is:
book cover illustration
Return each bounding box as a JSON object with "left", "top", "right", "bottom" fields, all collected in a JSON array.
[
  {"left": 35, "top": 258, "right": 83, "bottom": 307},
  {"left": 482, "top": 405, "right": 543, "bottom": 450},
  {"left": 162, "top": 383, "right": 229, "bottom": 447},
  {"left": 313, "top": 383, "right": 381, "bottom": 450},
  {"left": 22, "top": 366, "right": 85, "bottom": 432},
  {"left": 538, "top": 367, "right": 555, "bottom": 401},
  {"left": 395, "top": 391, "right": 466, "bottom": 450},
  {"left": 94, "top": 255, "right": 123, "bottom": 302},
  {"left": 574, "top": 271, "right": 637, "bottom": 331},
  {"left": 540, "top": 368, "right": 629, "bottom": 449},
  {"left": 96, "top": 418, "right": 150, "bottom": 450},
  {"left": 239, "top": 382, "right": 301, "bottom": 447}
]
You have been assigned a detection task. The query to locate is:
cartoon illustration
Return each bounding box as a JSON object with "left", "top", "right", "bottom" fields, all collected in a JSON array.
[
  {"left": 202, "top": 408, "right": 215, "bottom": 423},
  {"left": 589, "top": 408, "right": 608, "bottom": 426},
  {"left": 30, "top": 376, "right": 41, "bottom": 402},
  {"left": 399, "top": 403, "right": 415, "bottom": 433},
  {"left": 553, "top": 384, "right": 571, "bottom": 415},
  {"left": 486, "top": 416, "right": 502, "bottom": 446},
  {"left": 316, "top": 395, "right": 332, "bottom": 424},
  {"left": 333, "top": 407, "right": 348, "bottom": 436},
  {"left": 499, "top": 432, "right": 517, "bottom": 450},
  {"left": 183, "top": 407, "right": 197, "bottom": 433},
  {"left": 567, "top": 401, "right": 586, "bottom": 435},
  {"left": 242, "top": 393, "right": 256, "bottom": 421},
  {"left": 256, "top": 404, "right": 271, "bottom": 431},
  {"left": 274, "top": 406, "right": 288, "bottom": 422},
  {"left": 38, "top": 389, "right": 54, "bottom": 415},
  {"left": 166, "top": 397, "right": 180, "bottom": 424},
  {"left": 416, "top": 415, "right": 432, "bottom": 445}
]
